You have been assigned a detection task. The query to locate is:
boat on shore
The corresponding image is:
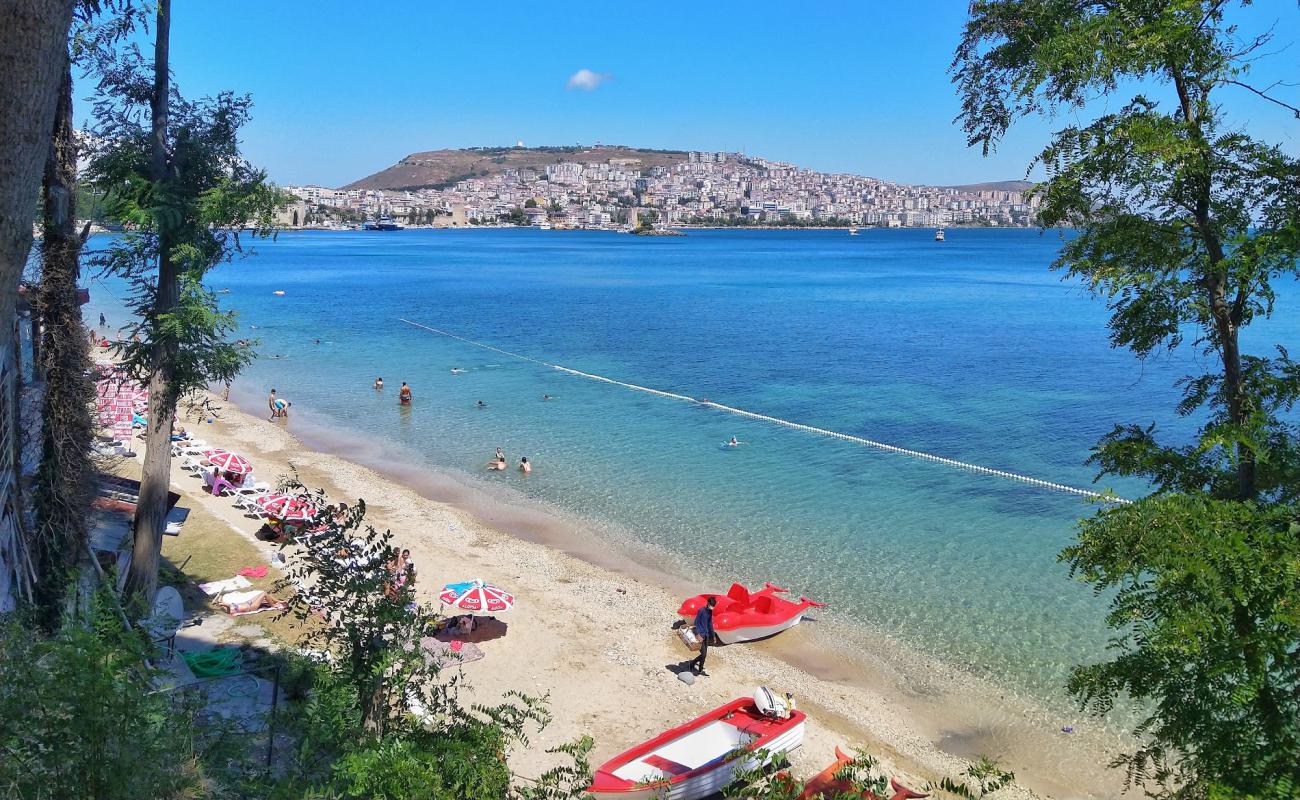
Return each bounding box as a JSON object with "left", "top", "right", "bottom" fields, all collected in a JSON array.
[
  {"left": 588, "top": 693, "right": 806, "bottom": 800},
  {"left": 678, "top": 582, "right": 824, "bottom": 644},
  {"left": 797, "top": 746, "right": 929, "bottom": 800}
]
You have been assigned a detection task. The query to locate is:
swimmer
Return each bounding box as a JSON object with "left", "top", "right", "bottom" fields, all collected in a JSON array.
[
  {"left": 476, "top": 400, "right": 486, "bottom": 408},
  {"left": 399, "top": 382, "right": 412, "bottom": 405},
  {"left": 727, "top": 436, "right": 742, "bottom": 447},
  {"left": 495, "top": 446, "right": 505, "bottom": 462},
  {"left": 450, "top": 367, "right": 465, "bottom": 374},
  {"left": 518, "top": 456, "right": 531, "bottom": 474},
  {"left": 314, "top": 338, "right": 321, "bottom": 345},
  {"left": 542, "top": 394, "right": 553, "bottom": 401},
  {"left": 374, "top": 377, "right": 384, "bottom": 390},
  {"left": 487, "top": 456, "right": 507, "bottom": 471}
]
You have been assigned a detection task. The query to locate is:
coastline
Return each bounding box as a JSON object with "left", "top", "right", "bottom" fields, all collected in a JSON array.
[{"left": 186, "top": 384, "right": 1126, "bottom": 799}]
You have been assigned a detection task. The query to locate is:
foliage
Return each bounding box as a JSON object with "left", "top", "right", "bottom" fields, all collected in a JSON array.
[
  {"left": 932, "top": 755, "right": 1015, "bottom": 799},
  {"left": 953, "top": 2, "right": 1300, "bottom": 796},
  {"left": 271, "top": 479, "right": 593, "bottom": 799},
  {"left": 0, "top": 590, "right": 204, "bottom": 799},
  {"left": 724, "top": 747, "right": 888, "bottom": 800},
  {"left": 1061, "top": 496, "right": 1300, "bottom": 798},
  {"left": 85, "top": 78, "right": 280, "bottom": 395}
]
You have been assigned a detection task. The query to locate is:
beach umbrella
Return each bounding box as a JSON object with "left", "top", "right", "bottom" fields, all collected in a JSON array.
[
  {"left": 206, "top": 450, "right": 253, "bottom": 475},
  {"left": 439, "top": 579, "right": 515, "bottom": 613},
  {"left": 254, "top": 493, "right": 316, "bottom": 522}
]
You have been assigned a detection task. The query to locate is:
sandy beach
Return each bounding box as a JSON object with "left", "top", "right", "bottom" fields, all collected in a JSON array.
[{"left": 160, "top": 391, "right": 1126, "bottom": 800}]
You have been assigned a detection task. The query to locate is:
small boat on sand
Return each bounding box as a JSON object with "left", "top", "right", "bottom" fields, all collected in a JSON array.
[
  {"left": 678, "top": 582, "right": 824, "bottom": 644},
  {"left": 797, "top": 746, "right": 929, "bottom": 800},
  {"left": 588, "top": 693, "right": 806, "bottom": 800}
]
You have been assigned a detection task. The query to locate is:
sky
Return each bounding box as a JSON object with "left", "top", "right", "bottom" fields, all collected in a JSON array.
[{"left": 103, "top": 1, "right": 1300, "bottom": 188}]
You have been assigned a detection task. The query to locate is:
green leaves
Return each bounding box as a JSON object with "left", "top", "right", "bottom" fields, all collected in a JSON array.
[
  {"left": 955, "top": 2, "right": 1300, "bottom": 796},
  {"left": 1062, "top": 495, "right": 1300, "bottom": 797}
]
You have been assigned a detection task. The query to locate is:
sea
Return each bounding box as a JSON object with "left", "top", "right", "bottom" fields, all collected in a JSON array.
[{"left": 84, "top": 226, "right": 1299, "bottom": 716}]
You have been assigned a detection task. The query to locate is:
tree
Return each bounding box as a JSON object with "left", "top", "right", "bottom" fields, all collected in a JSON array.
[
  {"left": 953, "top": 2, "right": 1300, "bottom": 796},
  {"left": 524, "top": 197, "right": 539, "bottom": 208},
  {"left": 87, "top": 0, "right": 281, "bottom": 610},
  {"left": 30, "top": 0, "right": 141, "bottom": 631},
  {"left": 271, "top": 480, "right": 594, "bottom": 799},
  {"left": 0, "top": 1, "right": 76, "bottom": 372}
]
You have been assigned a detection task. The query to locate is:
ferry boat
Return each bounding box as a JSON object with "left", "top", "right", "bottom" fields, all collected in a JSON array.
[
  {"left": 363, "top": 216, "right": 405, "bottom": 231},
  {"left": 934, "top": 228, "right": 945, "bottom": 241}
]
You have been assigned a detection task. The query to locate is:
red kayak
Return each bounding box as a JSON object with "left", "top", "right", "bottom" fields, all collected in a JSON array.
[
  {"left": 795, "top": 746, "right": 929, "bottom": 800},
  {"left": 678, "top": 582, "right": 824, "bottom": 644}
]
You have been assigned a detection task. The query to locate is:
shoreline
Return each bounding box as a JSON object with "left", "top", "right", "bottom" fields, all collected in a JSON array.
[{"left": 196, "top": 385, "right": 1125, "bottom": 799}]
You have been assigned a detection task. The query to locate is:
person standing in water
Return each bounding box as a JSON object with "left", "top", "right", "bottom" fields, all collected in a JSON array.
[
  {"left": 399, "top": 382, "right": 412, "bottom": 405},
  {"left": 374, "top": 377, "right": 384, "bottom": 390},
  {"left": 268, "top": 389, "right": 279, "bottom": 418},
  {"left": 518, "top": 456, "right": 531, "bottom": 474}
]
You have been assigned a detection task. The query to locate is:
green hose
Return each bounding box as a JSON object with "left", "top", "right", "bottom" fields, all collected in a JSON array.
[{"left": 181, "top": 647, "right": 243, "bottom": 677}]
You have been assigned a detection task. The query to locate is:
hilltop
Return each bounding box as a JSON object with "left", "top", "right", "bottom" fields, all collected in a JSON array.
[{"left": 343, "top": 145, "right": 689, "bottom": 191}]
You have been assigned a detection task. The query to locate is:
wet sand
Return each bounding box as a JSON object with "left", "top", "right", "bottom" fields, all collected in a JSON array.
[{"left": 170, "top": 392, "right": 1127, "bottom": 798}]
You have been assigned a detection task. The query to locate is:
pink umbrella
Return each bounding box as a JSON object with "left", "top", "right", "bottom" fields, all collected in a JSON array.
[
  {"left": 206, "top": 450, "right": 253, "bottom": 475},
  {"left": 439, "top": 579, "right": 515, "bottom": 613},
  {"left": 253, "top": 493, "right": 315, "bottom": 522}
]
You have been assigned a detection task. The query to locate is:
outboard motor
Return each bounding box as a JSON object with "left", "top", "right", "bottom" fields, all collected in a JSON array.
[{"left": 753, "top": 686, "right": 794, "bottom": 719}]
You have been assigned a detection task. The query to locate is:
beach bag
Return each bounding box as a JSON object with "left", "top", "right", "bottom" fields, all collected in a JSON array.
[{"left": 677, "top": 626, "right": 701, "bottom": 652}]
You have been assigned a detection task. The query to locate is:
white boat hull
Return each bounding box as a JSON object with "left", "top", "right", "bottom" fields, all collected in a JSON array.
[
  {"left": 595, "top": 721, "right": 805, "bottom": 800},
  {"left": 716, "top": 612, "right": 807, "bottom": 644}
]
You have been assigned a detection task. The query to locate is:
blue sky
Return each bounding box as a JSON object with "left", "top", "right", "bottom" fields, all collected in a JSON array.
[{"left": 126, "top": 1, "right": 1300, "bottom": 187}]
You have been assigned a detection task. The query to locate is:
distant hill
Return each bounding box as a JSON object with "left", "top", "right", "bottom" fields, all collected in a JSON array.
[
  {"left": 343, "top": 145, "right": 689, "bottom": 191},
  {"left": 939, "top": 180, "right": 1035, "bottom": 193}
]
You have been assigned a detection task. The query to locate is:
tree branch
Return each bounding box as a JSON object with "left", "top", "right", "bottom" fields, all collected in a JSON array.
[{"left": 1223, "top": 79, "right": 1300, "bottom": 118}]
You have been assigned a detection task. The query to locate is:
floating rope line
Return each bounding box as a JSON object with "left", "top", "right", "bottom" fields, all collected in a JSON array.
[{"left": 398, "top": 318, "right": 1130, "bottom": 504}]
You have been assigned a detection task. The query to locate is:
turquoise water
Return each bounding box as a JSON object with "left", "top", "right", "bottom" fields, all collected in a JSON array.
[{"left": 86, "top": 227, "right": 1298, "bottom": 705}]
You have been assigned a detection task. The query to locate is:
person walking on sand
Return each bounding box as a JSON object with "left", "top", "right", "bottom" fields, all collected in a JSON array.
[
  {"left": 689, "top": 596, "right": 717, "bottom": 676},
  {"left": 98, "top": 312, "right": 106, "bottom": 327},
  {"left": 399, "top": 382, "right": 412, "bottom": 405}
]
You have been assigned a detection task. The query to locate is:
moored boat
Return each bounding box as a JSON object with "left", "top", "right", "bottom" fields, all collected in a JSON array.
[
  {"left": 588, "top": 694, "right": 806, "bottom": 800},
  {"left": 678, "top": 582, "right": 824, "bottom": 644}
]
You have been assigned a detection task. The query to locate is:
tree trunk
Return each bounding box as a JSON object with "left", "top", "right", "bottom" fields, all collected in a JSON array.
[
  {"left": 0, "top": 0, "right": 75, "bottom": 416},
  {"left": 123, "top": 0, "right": 178, "bottom": 612},
  {"left": 33, "top": 61, "right": 94, "bottom": 630},
  {"left": 0, "top": 0, "right": 75, "bottom": 623}
]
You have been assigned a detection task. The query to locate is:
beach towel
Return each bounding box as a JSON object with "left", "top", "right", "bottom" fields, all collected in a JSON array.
[
  {"left": 238, "top": 565, "right": 269, "bottom": 578},
  {"left": 198, "top": 576, "right": 252, "bottom": 596},
  {"left": 420, "top": 636, "right": 485, "bottom": 668},
  {"left": 219, "top": 590, "right": 285, "bottom": 616}
]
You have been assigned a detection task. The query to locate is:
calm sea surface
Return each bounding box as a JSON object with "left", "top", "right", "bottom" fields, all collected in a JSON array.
[{"left": 86, "top": 227, "right": 1299, "bottom": 707}]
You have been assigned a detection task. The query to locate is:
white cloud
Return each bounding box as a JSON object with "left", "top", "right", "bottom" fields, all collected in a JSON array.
[{"left": 566, "top": 69, "right": 612, "bottom": 91}]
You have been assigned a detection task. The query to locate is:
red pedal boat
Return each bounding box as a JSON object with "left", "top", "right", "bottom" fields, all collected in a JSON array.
[
  {"left": 796, "top": 746, "right": 929, "bottom": 800},
  {"left": 678, "top": 582, "right": 825, "bottom": 644},
  {"left": 588, "top": 695, "right": 807, "bottom": 800}
]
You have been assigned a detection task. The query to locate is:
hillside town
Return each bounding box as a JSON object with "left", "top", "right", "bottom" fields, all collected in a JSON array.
[{"left": 283, "top": 149, "right": 1040, "bottom": 230}]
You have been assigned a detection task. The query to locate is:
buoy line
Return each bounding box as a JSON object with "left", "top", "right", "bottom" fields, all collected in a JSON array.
[{"left": 397, "top": 318, "right": 1130, "bottom": 504}]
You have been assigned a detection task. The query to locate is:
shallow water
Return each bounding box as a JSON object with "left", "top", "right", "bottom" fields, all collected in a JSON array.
[{"left": 86, "top": 227, "right": 1298, "bottom": 710}]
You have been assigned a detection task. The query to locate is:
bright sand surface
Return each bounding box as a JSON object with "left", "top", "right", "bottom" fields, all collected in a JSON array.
[{"left": 160, "top": 391, "right": 1128, "bottom": 800}]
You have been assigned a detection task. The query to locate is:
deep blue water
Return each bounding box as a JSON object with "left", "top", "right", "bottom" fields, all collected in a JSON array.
[{"left": 86, "top": 227, "right": 1299, "bottom": 704}]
